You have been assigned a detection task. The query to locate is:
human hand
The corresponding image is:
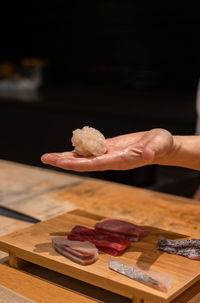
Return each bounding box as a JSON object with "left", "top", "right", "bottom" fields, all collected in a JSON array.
[{"left": 41, "top": 128, "right": 174, "bottom": 172}]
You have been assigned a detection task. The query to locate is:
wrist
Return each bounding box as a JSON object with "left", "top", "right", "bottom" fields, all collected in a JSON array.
[
  {"left": 154, "top": 135, "right": 181, "bottom": 167},
  {"left": 156, "top": 135, "right": 200, "bottom": 171}
]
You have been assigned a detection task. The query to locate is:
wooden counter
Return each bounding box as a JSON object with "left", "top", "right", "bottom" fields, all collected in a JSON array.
[{"left": 0, "top": 159, "right": 200, "bottom": 303}]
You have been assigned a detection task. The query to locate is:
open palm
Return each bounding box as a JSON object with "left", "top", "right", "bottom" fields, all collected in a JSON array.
[{"left": 41, "top": 128, "right": 174, "bottom": 172}]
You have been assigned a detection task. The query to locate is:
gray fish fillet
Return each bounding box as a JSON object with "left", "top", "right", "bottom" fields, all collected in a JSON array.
[
  {"left": 109, "top": 259, "right": 171, "bottom": 292},
  {"left": 158, "top": 243, "right": 200, "bottom": 260},
  {"left": 158, "top": 238, "right": 200, "bottom": 249}
]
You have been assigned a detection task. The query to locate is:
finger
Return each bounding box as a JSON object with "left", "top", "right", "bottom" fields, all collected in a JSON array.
[
  {"left": 41, "top": 153, "right": 59, "bottom": 164},
  {"left": 55, "top": 154, "right": 112, "bottom": 172},
  {"left": 41, "top": 152, "right": 107, "bottom": 171},
  {"left": 41, "top": 152, "right": 74, "bottom": 164},
  {"left": 52, "top": 151, "right": 127, "bottom": 172}
]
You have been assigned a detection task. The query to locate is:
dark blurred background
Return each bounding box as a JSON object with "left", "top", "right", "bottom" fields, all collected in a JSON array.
[{"left": 0, "top": 1, "right": 200, "bottom": 197}]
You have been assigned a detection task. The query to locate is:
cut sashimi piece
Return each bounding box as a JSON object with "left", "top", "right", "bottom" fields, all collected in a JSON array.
[
  {"left": 52, "top": 238, "right": 99, "bottom": 265},
  {"left": 93, "top": 229, "right": 140, "bottom": 242},
  {"left": 109, "top": 259, "right": 173, "bottom": 293},
  {"left": 158, "top": 245, "right": 200, "bottom": 260},
  {"left": 68, "top": 225, "right": 131, "bottom": 256},
  {"left": 157, "top": 238, "right": 200, "bottom": 260},
  {"left": 95, "top": 218, "right": 150, "bottom": 240},
  {"left": 158, "top": 238, "right": 200, "bottom": 249}
]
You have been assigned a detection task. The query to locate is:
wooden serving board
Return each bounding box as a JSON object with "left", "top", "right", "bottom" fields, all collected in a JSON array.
[{"left": 0, "top": 209, "right": 200, "bottom": 303}]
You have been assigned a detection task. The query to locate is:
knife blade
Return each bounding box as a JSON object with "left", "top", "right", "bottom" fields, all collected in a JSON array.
[{"left": 0, "top": 205, "right": 41, "bottom": 223}]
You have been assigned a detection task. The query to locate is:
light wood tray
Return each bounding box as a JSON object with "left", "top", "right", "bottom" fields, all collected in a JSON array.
[{"left": 0, "top": 209, "right": 200, "bottom": 303}]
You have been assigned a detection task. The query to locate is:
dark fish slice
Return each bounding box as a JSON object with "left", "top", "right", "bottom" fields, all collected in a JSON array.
[
  {"left": 109, "top": 259, "right": 172, "bottom": 293},
  {"left": 68, "top": 225, "right": 131, "bottom": 256},
  {"left": 95, "top": 218, "right": 150, "bottom": 239},
  {"left": 93, "top": 229, "right": 140, "bottom": 242}
]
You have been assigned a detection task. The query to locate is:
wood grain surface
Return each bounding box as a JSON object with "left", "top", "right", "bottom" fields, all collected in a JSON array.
[
  {"left": 0, "top": 160, "right": 82, "bottom": 205},
  {"left": 0, "top": 263, "right": 97, "bottom": 303},
  {"left": 54, "top": 179, "right": 200, "bottom": 237},
  {"left": 1, "top": 159, "right": 200, "bottom": 238},
  {"left": 0, "top": 284, "right": 36, "bottom": 303},
  {"left": 1, "top": 159, "right": 200, "bottom": 303},
  {"left": 0, "top": 160, "right": 81, "bottom": 259},
  {"left": 0, "top": 160, "right": 81, "bottom": 236},
  {"left": 0, "top": 209, "right": 200, "bottom": 303}
]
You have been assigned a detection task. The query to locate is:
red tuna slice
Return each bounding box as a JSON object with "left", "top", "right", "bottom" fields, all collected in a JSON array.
[
  {"left": 95, "top": 218, "right": 149, "bottom": 240},
  {"left": 68, "top": 225, "right": 131, "bottom": 256},
  {"left": 52, "top": 238, "right": 99, "bottom": 265},
  {"left": 92, "top": 229, "right": 140, "bottom": 242}
]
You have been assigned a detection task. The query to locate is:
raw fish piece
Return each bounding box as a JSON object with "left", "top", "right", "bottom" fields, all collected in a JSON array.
[
  {"left": 94, "top": 229, "right": 140, "bottom": 242},
  {"left": 95, "top": 218, "right": 149, "bottom": 240},
  {"left": 158, "top": 238, "right": 200, "bottom": 249},
  {"left": 71, "top": 126, "right": 107, "bottom": 156},
  {"left": 158, "top": 245, "right": 200, "bottom": 260},
  {"left": 68, "top": 225, "right": 131, "bottom": 256},
  {"left": 52, "top": 238, "right": 98, "bottom": 265},
  {"left": 158, "top": 238, "right": 200, "bottom": 260},
  {"left": 109, "top": 259, "right": 173, "bottom": 293}
]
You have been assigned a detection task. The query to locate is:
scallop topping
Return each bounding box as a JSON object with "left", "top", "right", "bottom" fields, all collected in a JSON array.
[{"left": 71, "top": 126, "right": 107, "bottom": 157}]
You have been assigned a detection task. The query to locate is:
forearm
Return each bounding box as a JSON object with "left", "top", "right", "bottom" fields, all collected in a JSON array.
[{"left": 156, "top": 136, "right": 200, "bottom": 171}]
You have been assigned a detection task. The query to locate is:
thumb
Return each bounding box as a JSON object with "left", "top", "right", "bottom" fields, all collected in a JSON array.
[
  {"left": 141, "top": 128, "right": 173, "bottom": 164},
  {"left": 142, "top": 144, "right": 156, "bottom": 162}
]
